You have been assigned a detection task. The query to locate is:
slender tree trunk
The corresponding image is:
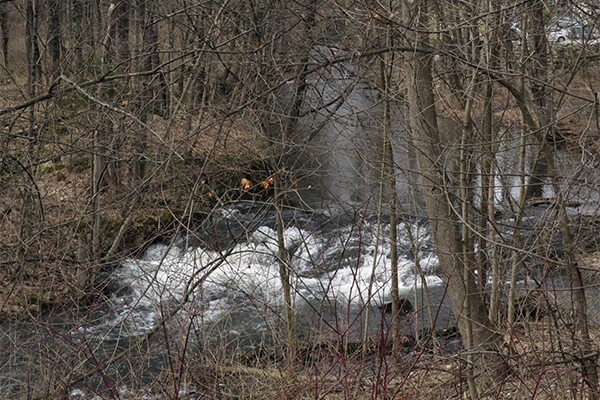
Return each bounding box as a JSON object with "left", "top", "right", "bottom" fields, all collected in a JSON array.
[
  {"left": 380, "top": 52, "right": 402, "bottom": 354},
  {"left": 459, "top": 85, "right": 479, "bottom": 400},
  {"left": 483, "top": 0, "right": 502, "bottom": 323},
  {"left": 274, "top": 6, "right": 315, "bottom": 359},
  {"left": 508, "top": 57, "right": 529, "bottom": 326},
  {"left": 139, "top": 0, "right": 168, "bottom": 118},
  {"left": 114, "top": 1, "right": 130, "bottom": 68},
  {"left": 91, "top": 3, "right": 115, "bottom": 265},
  {"left": 48, "top": 0, "right": 61, "bottom": 78},
  {"left": 274, "top": 180, "right": 294, "bottom": 361},
  {"left": 0, "top": 3, "right": 8, "bottom": 67},
  {"left": 26, "top": 0, "right": 40, "bottom": 101},
  {"left": 18, "top": 0, "right": 41, "bottom": 277},
  {"left": 482, "top": 82, "right": 497, "bottom": 322}
]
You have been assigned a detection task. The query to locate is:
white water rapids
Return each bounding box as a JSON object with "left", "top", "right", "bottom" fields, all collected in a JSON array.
[{"left": 83, "top": 211, "right": 450, "bottom": 344}]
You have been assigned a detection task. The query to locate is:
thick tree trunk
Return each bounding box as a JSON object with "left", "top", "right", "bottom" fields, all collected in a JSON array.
[
  {"left": 524, "top": 0, "right": 551, "bottom": 201},
  {"left": 542, "top": 142, "right": 599, "bottom": 396},
  {"left": 403, "top": 0, "right": 501, "bottom": 394}
]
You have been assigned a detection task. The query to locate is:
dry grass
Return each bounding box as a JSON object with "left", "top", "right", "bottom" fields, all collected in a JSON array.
[{"left": 174, "top": 331, "right": 600, "bottom": 399}]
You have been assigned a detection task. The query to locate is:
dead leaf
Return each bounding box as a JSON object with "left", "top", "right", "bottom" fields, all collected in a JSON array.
[{"left": 241, "top": 178, "right": 251, "bottom": 191}]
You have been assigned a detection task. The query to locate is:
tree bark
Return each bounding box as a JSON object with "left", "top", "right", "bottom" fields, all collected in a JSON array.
[
  {"left": 139, "top": 0, "right": 168, "bottom": 118},
  {"left": 275, "top": 180, "right": 295, "bottom": 361},
  {"left": 0, "top": 3, "right": 8, "bottom": 66},
  {"left": 402, "top": 0, "right": 501, "bottom": 393},
  {"left": 114, "top": 1, "right": 130, "bottom": 68},
  {"left": 524, "top": 0, "right": 551, "bottom": 200},
  {"left": 26, "top": 0, "right": 40, "bottom": 99},
  {"left": 542, "top": 142, "right": 599, "bottom": 396},
  {"left": 381, "top": 56, "right": 402, "bottom": 354},
  {"left": 91, "top": 2, "right": 115, "bottom": 265},
  {"left": 484, "top": 0, "right": 502, "bottom": 325},
  {"left": 18, "top": 0, "right": 41, "bottom": 277},
  {"left": 48, "top": 0, "right": 61, "bottom": 78}
]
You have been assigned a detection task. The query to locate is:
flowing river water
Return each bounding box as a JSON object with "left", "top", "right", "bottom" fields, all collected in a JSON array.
[
  {"left": 103, "top": 205, "right": 450, "bottom": 343},
  {"left": 1, "top": 206, "right": 457, "bottom": 399}
]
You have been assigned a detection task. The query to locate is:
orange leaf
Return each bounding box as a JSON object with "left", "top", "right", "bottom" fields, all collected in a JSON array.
[
  {"left": 241, "top": 178, "right": 252, "bottom": 191},
  {"left": 261, "top": 181, "right": 270, "bottom": 190},
  {"left": 293, "top": 177, "right": 298, "bottom": 186}
]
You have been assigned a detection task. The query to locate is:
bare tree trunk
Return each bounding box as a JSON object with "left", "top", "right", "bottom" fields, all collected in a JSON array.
[
  {"left": 264, "top": 0, "right": 317, "bottom": 361},
  {"left": 26, "top": 0, "right": 40, "bottom": 101},
  {"left": 274, "top": 180, "right": 294, "bottom": 361},
  {"left": 139, "top": 0, "right": 168, "bottom": 118},
  {"left": 524, "top": 0, "right": 551, "bottom": 201},
  {"left": 484, "top": 0, "right": 502, "bottom": 325},
  {"left": 508, "top": 120, "right": 528, "bottom": 327},
  {"left": 382, "top": 68, "right": 401, "bottom": 355},
  {"left": 508, "top": 52, "right": 529, "bottom": 326},
  {"left": 114, "top": 1, "right": 130, "bottom": 68},
  {"left": 542, "top": 142, "right": 599, "bottom": 396},
  {"left": 48, "top": 0, "right": 61, "bottom": 78},
  {"left": 91, "top": 3, "right": 116, "bottom": 265},
  {"left": 402, "top": 0, "right": 501, "bottom": 393},
  {"left": 376, "top": 41, "right": 403, "bottom": 354},
  {"left": 459, "top": 89, "right": 479, "bottom": 400},
  {"left": 18, "top": 0, "right": 42, "bottom": 277},
  {"left": 0, "top": 3, "right": 8, "bottom": 67},
  {"left": 481, "top": 82, "right": 497, "bottom": 322}
]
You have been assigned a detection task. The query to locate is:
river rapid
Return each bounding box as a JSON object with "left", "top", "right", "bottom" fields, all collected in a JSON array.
[
  {"left": 3, "top": 198, "right": 600, "bottom": 399},
  {"left": 100, "top": 204, "right": 450, "bottom": 346},
  {"left": 0, "top": 203, "right": 457, "bottom": 399}
]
